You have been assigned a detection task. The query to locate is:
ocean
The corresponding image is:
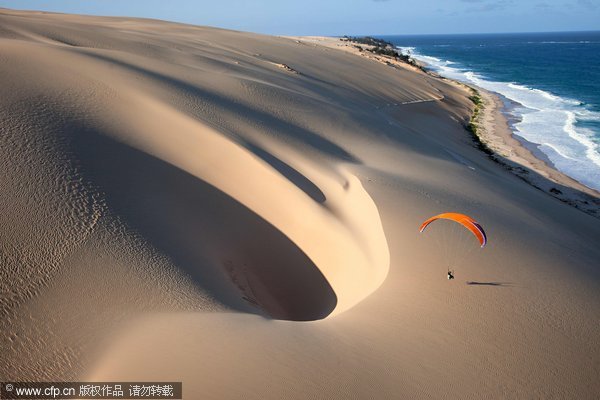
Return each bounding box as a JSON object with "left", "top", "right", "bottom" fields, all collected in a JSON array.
[{"left": 380, "top": 32, "right": 600, "bottom": 192}]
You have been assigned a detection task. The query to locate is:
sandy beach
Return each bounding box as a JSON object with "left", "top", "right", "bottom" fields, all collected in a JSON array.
[
  {"left": 294, "top": 35, "right": 600, "bottom": 217},
  {"left": 1, "top": 9, "right": 599, "bottom": 399}
]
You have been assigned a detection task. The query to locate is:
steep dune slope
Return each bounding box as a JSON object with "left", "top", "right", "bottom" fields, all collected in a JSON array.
[
  {"left": 0, "top": 10, "right": 395, "bottom": 322},
  {"left": 0, "top": 9, "right": 398, "bottom": 377}
]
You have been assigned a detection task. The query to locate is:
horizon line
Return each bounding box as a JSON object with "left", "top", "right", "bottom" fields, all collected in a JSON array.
[{"left": 1, "top": 7, "right": 599, "bottom": 38}]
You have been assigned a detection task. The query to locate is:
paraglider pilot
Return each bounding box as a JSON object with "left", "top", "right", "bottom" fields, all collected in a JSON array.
[{"left": 419, "top": 212, "right": 487, "bottom": 281}]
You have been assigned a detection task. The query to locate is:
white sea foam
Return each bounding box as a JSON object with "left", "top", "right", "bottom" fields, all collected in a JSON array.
[
  {"left": 402, "top": 48, "right": 600, "bottom": 191},
  {"left": 531, "top": 41, "right": 597, "bottom": 44}
]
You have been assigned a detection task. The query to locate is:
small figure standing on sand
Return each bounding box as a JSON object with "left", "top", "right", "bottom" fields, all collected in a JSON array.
[{"left": 447, "top": 269, "right": 454, "bottom": 280}]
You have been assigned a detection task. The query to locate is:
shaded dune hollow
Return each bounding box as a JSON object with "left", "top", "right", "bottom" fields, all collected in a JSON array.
[
  {"left": 0, "top": 9, "right": 393, "bottom": 321},
  {"left": 68, "top": 107, "right": 390, "bottom": 321},
  {"left": 72, "top": 128, "right": 338, "bottom": 321}
]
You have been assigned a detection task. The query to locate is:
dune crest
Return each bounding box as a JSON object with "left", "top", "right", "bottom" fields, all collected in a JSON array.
[
  {"left": 99, "top": 92, "right": 390, "bottom": 319},
  {"left": 0, "top": 9, "right": 389, "bottom": 321}
]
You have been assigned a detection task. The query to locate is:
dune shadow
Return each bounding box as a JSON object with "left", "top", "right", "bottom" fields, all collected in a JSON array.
[
  {"left": 69, "top": 124, "right": 337, "bottom": 321},
  {"left": 242, "top": 140, "right": 326, "bottom": 203},
  {"left": 466, "top": 281, "right": 513, "bottom": 287},
  {"left": 75, "top": 50, "right": 359, "bottom": 164}
]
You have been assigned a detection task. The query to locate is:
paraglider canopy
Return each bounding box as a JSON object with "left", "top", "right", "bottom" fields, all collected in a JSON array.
[{"left": 419, "top": 212, "right": 487, "bottom": 248}]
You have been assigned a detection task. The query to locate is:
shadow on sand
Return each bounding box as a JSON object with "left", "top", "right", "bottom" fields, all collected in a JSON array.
[
  {"left": 77, "top": 50, "right": 360, "bottom": 164},
  {"left": 466, "top": 281, "right": 513, "bottom": 287},
  {"left": 69, "top": 123, "right": 337, "bottom": 321}
]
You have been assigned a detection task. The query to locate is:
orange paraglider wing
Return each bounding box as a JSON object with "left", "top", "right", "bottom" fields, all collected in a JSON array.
[{"left": 419, "top": 213, "right": 487, "bottom": 247}]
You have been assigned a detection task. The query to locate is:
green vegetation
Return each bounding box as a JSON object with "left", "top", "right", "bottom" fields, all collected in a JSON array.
[
  {"left": 465, "top": 90, "right": 494, "bottom": 156},
  {"left": 342, "top": 36, "right": 394, "bottom": 47},
  {"left": 340, "top": 38, "right": 496, "bottom": 161},
  {"left": 341, "top": 36, "right": 417, "bottom": 66},
  {"left": 466, "top": 93, "right": 482, "bottom": 135}
]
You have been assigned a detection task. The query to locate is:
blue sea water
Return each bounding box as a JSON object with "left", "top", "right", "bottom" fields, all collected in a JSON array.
[{"left": 381, "top": 32, "right": 600, "bottom": 191}]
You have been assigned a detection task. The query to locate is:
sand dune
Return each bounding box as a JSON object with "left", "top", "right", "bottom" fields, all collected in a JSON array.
[{"left": 1, "top": 9, "right": 599, "bottom": 398}]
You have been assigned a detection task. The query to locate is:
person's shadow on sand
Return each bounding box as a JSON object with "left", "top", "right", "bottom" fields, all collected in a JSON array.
[{"left": 466, "top": 281, "right": 513, "bottom": 287}]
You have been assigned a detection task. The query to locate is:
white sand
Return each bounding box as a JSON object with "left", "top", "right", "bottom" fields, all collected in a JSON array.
[{"left": 1, "top": 9, "right": 599, "bottom": 399}]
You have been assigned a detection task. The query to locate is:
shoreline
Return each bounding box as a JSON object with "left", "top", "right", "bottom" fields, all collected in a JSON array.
[
  {"left": 469, "top": 85, "right": 600, "bottom": 217},
  {"left": 286, "top": 35, "right": 600, "bottom": 218}
]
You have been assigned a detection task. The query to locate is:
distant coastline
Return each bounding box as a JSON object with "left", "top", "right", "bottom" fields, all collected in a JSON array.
[
  {"left": 289, "top": 35, "right": 600, "bottom": 217},
  {"left": 404, "top": 50, "right": 600, "bottom": 217},
  {"left": 385, "top": 32, "right": 600, "bottom": 193}
]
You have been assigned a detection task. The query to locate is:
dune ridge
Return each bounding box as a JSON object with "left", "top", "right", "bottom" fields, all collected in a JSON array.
[{"left": 0, "top": 9, "right": 390, "bottom": 325}]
